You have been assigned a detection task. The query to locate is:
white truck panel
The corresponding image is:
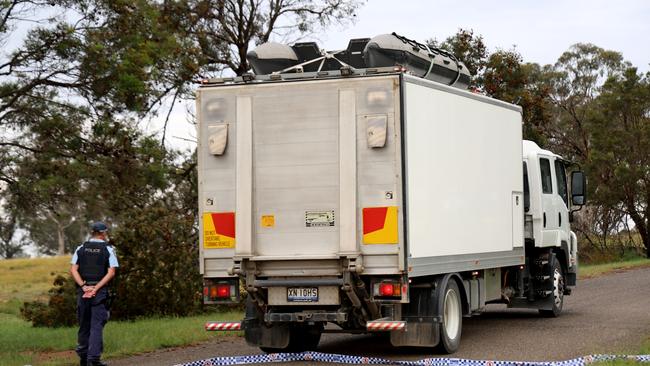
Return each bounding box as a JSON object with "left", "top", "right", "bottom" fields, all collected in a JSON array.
[
  {"left": 339, "top": 89, "right": 358, "bottom": 256},
  {"left": 403, "top": 77, "right": 523, "bottom": 263}
]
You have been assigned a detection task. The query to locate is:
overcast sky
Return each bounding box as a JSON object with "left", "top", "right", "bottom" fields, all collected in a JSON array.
[{"left": 321, "top": 0, "right": 650, "bottom": 71}]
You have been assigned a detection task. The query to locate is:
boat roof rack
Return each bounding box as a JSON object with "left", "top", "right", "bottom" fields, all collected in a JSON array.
[{"left": 199, "top": 66, "right": 402, "bottom": 87}]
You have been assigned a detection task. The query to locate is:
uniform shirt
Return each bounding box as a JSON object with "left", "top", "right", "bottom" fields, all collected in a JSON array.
[{"left": 71, "top": 238, "right": 120, "bottom": 268}]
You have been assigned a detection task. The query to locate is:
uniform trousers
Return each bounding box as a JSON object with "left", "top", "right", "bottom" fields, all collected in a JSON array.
[{"left": 75, "top": 287, "right": 109, "bottom": 361}]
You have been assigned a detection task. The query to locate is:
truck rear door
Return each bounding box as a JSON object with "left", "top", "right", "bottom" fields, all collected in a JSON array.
[{"left": 198, "top": 75, "right": 405, "bottom": 277}]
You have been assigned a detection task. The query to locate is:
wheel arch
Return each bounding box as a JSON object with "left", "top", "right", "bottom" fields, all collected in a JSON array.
[{"left": 434, "top": 273, "right": 469, "bottom": 317}]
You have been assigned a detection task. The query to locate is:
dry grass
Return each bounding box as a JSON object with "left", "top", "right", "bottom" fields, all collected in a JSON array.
[{"left": 0, "top": 256, "right": 71, "bottom": 311}]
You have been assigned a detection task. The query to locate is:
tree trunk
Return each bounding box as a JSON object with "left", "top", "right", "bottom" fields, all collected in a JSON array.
[
  {"left": 57, "top": 224, "right": 65, "bottom": 255},
  {"left": 636, "top": 223, "right": 649, "bottom": 258}
]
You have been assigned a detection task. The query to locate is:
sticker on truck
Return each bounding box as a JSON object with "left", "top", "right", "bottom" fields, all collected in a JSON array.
[
  {"left": 363, "top": 206, "right": 399, "bottom": 244},
  {"left": 203, "top": 212, "right": 235, "bottom": 249},
  {"left": 261, "top": 215, "right": 275, "bottom": 228},
  {"left": 305, "top": 210, "right": 335, "bottom": 227}
]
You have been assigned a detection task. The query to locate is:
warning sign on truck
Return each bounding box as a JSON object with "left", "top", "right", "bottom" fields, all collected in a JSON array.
[{"left": 203, "top": 212, "right": 235, "bottom": 249}]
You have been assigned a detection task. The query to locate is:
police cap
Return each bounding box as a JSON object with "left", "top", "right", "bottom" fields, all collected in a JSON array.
[{"left": 91, "top": 221, "right": 109, "bottom": 233}]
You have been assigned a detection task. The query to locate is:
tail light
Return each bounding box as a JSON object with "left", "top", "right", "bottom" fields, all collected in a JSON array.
[
  {"left": 379, "top": 283, "right": 395, "bottom": 296},
  {"left": 204, "top": 278, "right": 239, "bottom": 303},
  {"left": 216, "top": 284, "right": 230, "bottom": 298},
  {"left": 373, "top": 280, "right": 402, "bottom": 298}
]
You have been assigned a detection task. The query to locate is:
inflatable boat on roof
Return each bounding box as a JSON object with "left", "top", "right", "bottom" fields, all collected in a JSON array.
[{"left": 246, "top": 32, "right": 471, "bottom": 89}]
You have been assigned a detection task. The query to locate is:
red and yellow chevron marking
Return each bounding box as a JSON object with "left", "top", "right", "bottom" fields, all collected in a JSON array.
[
  {"left": 362, "top": 206, "right": 398, "bottom": 244},
  {"left": 203, "top": 212, "right": 235, "bottom": 249}
]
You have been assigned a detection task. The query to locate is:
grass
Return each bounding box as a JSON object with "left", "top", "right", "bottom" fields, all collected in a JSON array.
[
  {"left": 0, "top": 256, "right": 71, "bottom": 305},
  {"left": 579, "top": 256, "right": 650, "bottom": 278},
  {"left": 0, "top": 256, "right": 243, "bottom": 366},
  {"left": 0, "top": 311, "right": 243, "bottom": 366},
  {"left": 595, "top": 337, "right": 650, "bottom": 365}
]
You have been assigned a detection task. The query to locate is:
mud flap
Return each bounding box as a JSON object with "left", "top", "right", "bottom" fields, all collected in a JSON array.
[
  {"left": 242, "top": 298, "right": 291, "bottom": 348},
  {"left": 243, "top": 321, "right": 290, "bottom": 349},
  {"left": 390, "top": 322, "right": 440, "bottom": 347}
]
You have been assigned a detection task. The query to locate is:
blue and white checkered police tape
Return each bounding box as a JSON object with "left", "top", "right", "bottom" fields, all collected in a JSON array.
[{"left": 174, "top": 352, "right": 650, "bottom": 366}]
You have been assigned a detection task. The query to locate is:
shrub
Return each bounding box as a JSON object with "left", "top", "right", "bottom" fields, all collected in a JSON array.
[
  {"left": 22, "top": 275, "right": 77, "bottom": 327},
  {"left": 109, "top": 204, "right": 203, "bottom": 319}
]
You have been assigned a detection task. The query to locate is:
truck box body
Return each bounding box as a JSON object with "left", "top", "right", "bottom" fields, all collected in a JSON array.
[{"left": 197, "top": 73, "right": 524, "bottom": 279}]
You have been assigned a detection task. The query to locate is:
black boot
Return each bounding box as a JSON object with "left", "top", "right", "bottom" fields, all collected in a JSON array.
[{"left": 88, "top": 360, "right": 108, "bottom": 366}]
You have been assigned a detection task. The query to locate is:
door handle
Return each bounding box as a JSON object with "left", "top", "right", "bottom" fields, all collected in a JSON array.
[
  {"left": 543, "top": 212, "right": 546, "bottom": 228},
  {"left": 558, "top": 212, "right": 562, "bottom": 227}
]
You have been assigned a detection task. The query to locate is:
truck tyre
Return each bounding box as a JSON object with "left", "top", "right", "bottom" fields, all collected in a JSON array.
[
  {"left": 436, "top": 280, "right": 462, "bottom": 353},
  {"left": 539, "top": 256, "right": 564, "bottom": 317}
]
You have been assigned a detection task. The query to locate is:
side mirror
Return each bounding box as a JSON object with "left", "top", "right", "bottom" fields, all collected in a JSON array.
[{"left": 571, "top": 171, "right": 586, "bottom": 206}]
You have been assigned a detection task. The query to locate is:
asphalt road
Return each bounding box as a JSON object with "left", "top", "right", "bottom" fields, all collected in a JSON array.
[{"left": 110, "top": 267, "right": 650, "bottom": 366}]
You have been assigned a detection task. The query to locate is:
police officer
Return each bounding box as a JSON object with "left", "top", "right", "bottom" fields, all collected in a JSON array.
[{"left": 70, "top": 222, "right": 119, "bottom": 366}]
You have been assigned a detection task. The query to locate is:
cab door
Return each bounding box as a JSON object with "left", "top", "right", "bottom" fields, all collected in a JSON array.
[
  {"left": 539, "top": 156, "right": 559, "bottom": 246},
  {"left": 553, "top": 160, "right": 571, "bottom": 246}
]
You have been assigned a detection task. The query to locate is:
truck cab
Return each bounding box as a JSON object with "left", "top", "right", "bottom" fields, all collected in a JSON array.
[{"left": 523, "top": 141, "right": 584, "bottom": 290}]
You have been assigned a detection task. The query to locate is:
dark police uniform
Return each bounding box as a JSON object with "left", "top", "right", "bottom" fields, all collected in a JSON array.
[{"left": 71, "top": 238, "right": 119, "bottom": 365}]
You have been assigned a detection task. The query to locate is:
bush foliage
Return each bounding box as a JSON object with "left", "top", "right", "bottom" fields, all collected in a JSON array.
[{"left": 22, "top": 275, "right": 77, "bottom": 327}]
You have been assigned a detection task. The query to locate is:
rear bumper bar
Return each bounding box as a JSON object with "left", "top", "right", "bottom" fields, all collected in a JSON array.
[{"left": 264, "top": 311, "right": 347, "bottom": 323}]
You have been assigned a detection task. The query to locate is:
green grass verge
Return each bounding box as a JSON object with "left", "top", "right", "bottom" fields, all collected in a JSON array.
[
  {"left": 0, "top": 310, "right": 243, "bottom": 366},
  {"left": 579, "top": 257, "right": 650, "bottom": 278},
  {"left": 595, "top": 337, "right": 650, "bottom": 365}
]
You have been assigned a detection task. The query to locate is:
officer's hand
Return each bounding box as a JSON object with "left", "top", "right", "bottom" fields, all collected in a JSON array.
[{"left": 82, "top": 285, "right": 94, "bottom": 293}]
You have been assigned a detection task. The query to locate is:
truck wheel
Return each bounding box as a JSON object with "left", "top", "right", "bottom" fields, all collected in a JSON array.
[
  {"left": 436, "top": 280, "right": 462, "bottom": 353},
  {"left": 539, "top": 257, "right": 564, "bottom": 317}
]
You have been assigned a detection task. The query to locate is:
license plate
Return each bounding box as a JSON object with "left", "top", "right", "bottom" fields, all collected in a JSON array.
[{"left": 287, "top": 287, "right": 318, "bottom": 302}]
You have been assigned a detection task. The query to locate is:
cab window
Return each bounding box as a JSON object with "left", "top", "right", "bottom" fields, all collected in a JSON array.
[
  {"left": 523, "top": 162, "right": 530, "bottom": 212},
  {"left": 555, "top": 160, "right": 568, "bottom": 205},
  {"left": 540, "top": 158, "right": 553, "bottom": 194}
]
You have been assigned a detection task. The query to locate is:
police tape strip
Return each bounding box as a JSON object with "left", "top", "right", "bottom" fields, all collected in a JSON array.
[{"left": 174, "top": 352, "right": 650, "bottom": 366}]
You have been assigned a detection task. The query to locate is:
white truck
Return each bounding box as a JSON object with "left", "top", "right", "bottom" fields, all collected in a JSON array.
[{"left": 197, "top": 34, "right": 586, "bottom": 353}]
